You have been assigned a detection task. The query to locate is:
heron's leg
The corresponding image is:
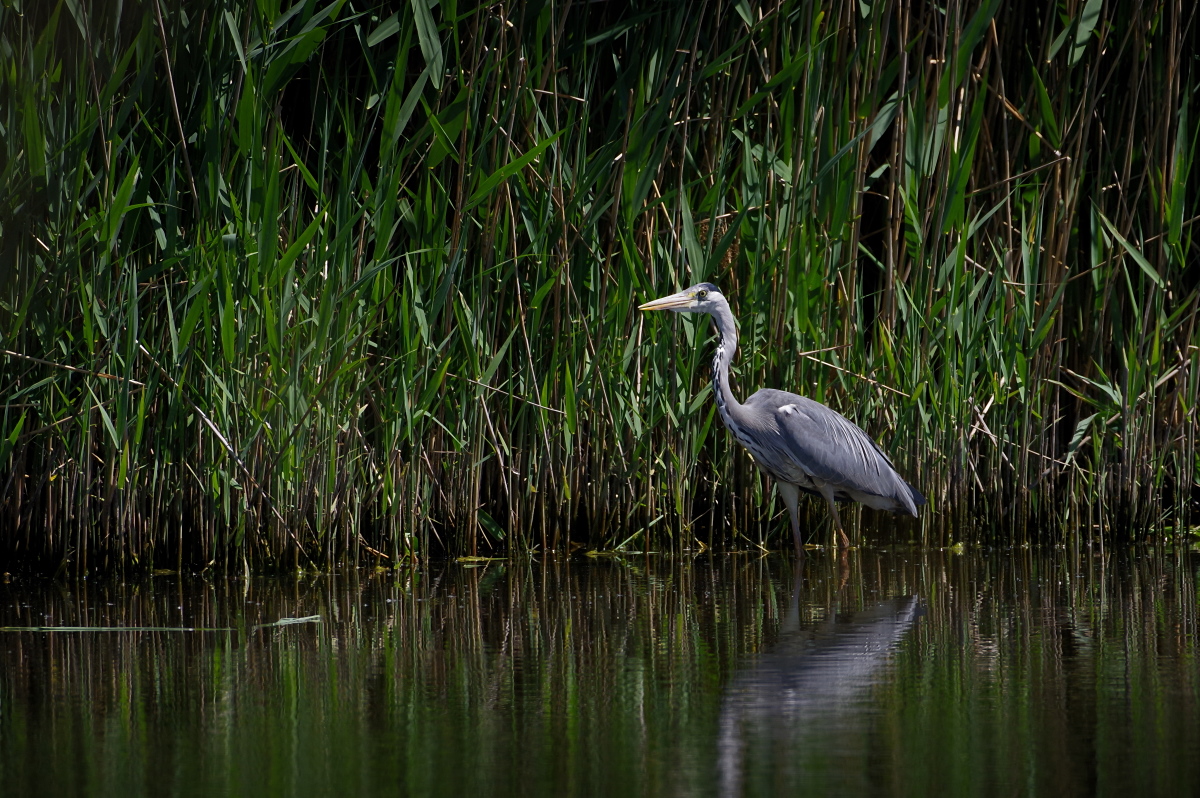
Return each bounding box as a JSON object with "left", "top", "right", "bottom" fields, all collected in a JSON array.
[
  {"left": 828, "top": 501, "right": 850, "bottom": 549},
  {"left": 777, "top": 482, "right": 804, "bottom": 557},
  {"left": 816, "top": 482, "right": 851, "bottom": 549}
]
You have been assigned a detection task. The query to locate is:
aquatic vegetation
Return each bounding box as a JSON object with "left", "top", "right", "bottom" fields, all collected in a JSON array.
[{"left": 1, "top": 0, "right": 1196, "bottom": 569}]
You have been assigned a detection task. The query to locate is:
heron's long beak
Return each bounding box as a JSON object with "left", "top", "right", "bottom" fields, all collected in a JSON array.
[{"left": 638, "top": 290, "right": 693, "bottom": 311}]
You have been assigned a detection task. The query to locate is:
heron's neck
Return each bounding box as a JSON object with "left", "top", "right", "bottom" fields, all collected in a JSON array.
[{"left": 708, "top": 300, "right": 743, "bottom": 418}]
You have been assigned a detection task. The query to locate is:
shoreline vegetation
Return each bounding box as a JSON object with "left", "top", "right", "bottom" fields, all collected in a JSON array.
[{"left": 2, "top": 0, "right": 1197, "bottom": 572}]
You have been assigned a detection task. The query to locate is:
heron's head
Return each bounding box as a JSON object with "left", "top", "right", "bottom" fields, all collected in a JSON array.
[{"left": 638, "top": 282, "right": 723, "bottom": 314}]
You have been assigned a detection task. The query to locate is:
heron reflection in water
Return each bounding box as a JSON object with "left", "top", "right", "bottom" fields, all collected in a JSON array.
[
  {"left": 639, "top": 283, "right": 924, "bottom": 551},
  {"left": 717, "top": 561, "right": 920, "bottom": 795}
]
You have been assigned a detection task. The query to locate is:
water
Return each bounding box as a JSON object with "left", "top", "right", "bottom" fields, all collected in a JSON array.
[{"left": 1, "top": 548, "right": 1197, "bottom": 797}]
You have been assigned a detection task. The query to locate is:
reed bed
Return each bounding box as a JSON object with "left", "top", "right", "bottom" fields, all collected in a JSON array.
[{"left": 1, "top": 0, "right": 1197, "bottom": 570}]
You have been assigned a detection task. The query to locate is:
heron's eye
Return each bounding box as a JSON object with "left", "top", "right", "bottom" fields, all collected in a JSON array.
[{"left": 697, "top": 290, "right": 708, "bottom": 300}]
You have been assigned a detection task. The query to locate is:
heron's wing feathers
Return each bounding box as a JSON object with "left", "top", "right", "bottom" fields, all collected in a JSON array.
[
  {"left": 750, "top": 393, "right": 919, "bottom": 512},
  {"left": 772, "top": 399, "right": 889, "bottom": 486}
]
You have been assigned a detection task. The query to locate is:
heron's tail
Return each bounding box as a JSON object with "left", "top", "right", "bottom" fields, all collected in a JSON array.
[{"left": 906, "top": 481, "right": 926, "bottom": 510}]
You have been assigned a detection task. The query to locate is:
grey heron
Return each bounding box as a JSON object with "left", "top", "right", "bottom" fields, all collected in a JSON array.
[{"left": 639, "top": 282, "right": 924, "bottom": 551}]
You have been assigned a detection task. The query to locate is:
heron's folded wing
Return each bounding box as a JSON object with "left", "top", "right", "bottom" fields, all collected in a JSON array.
[{"left": 771, "top": 398, "right": 902, "bottom": 500}]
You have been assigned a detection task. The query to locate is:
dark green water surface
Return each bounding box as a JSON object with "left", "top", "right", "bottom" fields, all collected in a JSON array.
[{"left": 1, "top": 548, "right": 1197, "bottom": 797}]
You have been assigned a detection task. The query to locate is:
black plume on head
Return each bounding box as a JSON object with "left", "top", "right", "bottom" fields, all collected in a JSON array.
[{"left": 693, "top": 282, "right": 720, "bottom": 293}]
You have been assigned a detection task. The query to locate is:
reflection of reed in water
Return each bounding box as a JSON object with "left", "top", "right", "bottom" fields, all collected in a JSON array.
[{"left": 718, "top": 564, "right": 920, "bottom": 797}]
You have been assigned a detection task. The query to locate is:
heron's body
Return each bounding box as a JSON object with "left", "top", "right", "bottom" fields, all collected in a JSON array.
[{"left": 639, "top": 282, "right": 924, "bottom": 551}]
